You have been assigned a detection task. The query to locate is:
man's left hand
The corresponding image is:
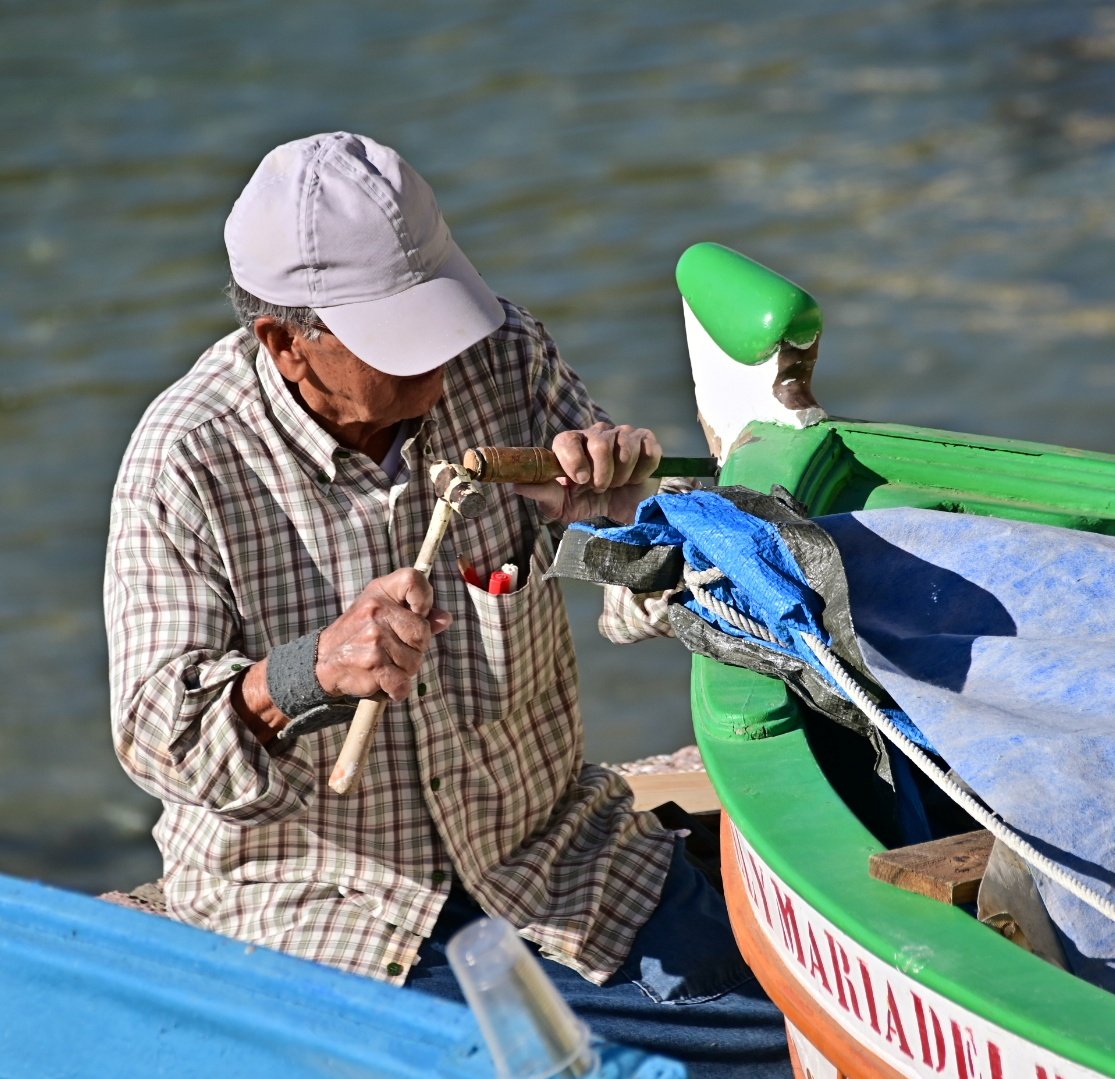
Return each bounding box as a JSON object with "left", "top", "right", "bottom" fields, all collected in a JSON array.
[{"left": 513, "top": 422, "right": 661, "bottom": 525}]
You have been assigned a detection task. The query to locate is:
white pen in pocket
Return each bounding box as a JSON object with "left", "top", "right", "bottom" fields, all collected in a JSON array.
[{"left": 500, "top": 562, "right": 519, "bottom": 591}]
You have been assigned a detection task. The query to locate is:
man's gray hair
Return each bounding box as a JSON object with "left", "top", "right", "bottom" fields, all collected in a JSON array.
[{"left": 226, "top": 277, "right": 324, "bottom": 340}]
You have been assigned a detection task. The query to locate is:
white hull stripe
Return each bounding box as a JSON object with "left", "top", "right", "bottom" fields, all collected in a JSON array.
[{"left": 731, "top": 823, "right": 1107, "bottom": 1079}]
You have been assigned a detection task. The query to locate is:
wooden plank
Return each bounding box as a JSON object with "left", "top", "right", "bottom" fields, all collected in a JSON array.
[
  {"left": 624, "top": 770, "right": 722, "bottom": 814},
  {"left": 868, "top": 828, "right": 993, "bottom": 905}
]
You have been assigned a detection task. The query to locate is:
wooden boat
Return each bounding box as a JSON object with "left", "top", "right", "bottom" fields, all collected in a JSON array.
[{"left": 677, "top": 242, "right": 1115, "bottom": 1078}]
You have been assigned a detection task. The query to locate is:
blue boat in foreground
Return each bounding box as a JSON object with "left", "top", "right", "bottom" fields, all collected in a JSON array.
[
  {"left": 0, "top": 870, "right": 490, "bottom": 1077},
  {"left": 1, "top": 871, "right": 684, "bottom": 1077}
]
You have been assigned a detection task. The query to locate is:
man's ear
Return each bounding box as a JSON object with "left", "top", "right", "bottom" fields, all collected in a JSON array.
[{"left": 254, "top": 318, "right": 308, "bottom": 381}]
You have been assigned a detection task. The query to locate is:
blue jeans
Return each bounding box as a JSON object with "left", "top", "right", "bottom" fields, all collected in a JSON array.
[{"left": 407, "top": 840, "right": 791, "bottom": 1078}]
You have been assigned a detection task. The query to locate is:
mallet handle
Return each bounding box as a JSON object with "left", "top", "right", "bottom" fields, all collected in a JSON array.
[
  {"left": 328, "top": 496, "right": 457, "bottom": 796},
  {"left": 327, "top": 697, "right": 387, "bottom": 795},
  {"left": 463, "top": 446, "right": 718, "bottom": 484}
]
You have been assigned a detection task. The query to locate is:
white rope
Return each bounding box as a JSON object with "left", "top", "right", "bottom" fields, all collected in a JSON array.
[
  {"left": 683, "top": 566, "right": 782, "bottom": 646},
  {"left": 801, "top": 630, "right": 1115, "bottom": 924},
  {"left": 683, "top": 566, "right": 1115, "bottom": 923}
]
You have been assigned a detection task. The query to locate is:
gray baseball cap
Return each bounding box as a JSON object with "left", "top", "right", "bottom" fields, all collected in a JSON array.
[{"left": 224, "top": 132, "right": 505, "bottom": 375}]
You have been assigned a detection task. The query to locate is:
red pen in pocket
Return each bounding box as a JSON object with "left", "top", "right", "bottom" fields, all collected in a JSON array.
[
  {"left": 457, "top": 555, "right": 482, "bottom": 588},
  {"left": 487, "top": 570, "right": 512, "bottom": 595}
]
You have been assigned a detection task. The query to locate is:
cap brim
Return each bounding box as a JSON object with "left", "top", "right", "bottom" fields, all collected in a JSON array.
[{"left": 313, "top": 245, "right": 505, "bottom": 375}]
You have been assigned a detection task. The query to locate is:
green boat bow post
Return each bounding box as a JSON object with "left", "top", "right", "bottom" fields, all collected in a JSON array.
[
  {"left": 676, "top": 243, "right": 823, "bottom": 363},
  {"left": 676, "top": 242, "right": 827, "bottom": 462}
]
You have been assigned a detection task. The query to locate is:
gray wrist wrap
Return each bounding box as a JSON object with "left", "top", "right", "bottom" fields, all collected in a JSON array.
[{"left": 267, "top": 630, "right": 356, "bottom": 746}]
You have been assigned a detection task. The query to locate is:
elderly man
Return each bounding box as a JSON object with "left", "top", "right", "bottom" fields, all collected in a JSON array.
[{"left": 105, "top": 132, "right": 789, "bottom": 1076}]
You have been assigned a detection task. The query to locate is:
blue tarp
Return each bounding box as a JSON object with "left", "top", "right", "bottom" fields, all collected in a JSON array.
[
  {"left": 571, "top": 494, "right": 1115, "bottom": 990},
  {"left": 572, "top": 490, "right": 831, "bottom": 661}
]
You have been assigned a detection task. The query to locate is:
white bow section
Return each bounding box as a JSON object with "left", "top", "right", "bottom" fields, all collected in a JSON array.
[{"left": 683, "top": 300, "right": 826, "bottom": 463}]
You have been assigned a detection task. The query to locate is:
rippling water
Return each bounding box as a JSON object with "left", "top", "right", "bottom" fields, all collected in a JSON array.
[{"left": 2, "top": 0, "right": 1113, "bottom": 892}]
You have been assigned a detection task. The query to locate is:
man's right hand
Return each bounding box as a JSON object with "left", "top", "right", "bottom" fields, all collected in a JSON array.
[
  {"left": 315, "top": 568, "right": 453, "bottom": 702},
  {"left": 233, "top": 569, "right": 452, "bottom": 745}
]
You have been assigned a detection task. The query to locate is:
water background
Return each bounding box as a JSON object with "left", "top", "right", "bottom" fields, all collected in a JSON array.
[{"left": 2, "top": 0, "right": 1113, "bottom": 894}]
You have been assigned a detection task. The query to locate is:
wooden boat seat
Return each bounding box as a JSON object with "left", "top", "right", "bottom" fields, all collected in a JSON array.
[
  {"left": 868, "top": 829, "right": 1070, "bottom": 973},
  {"left": 868, "top": 828, "right": 993, "bottom": 905}
]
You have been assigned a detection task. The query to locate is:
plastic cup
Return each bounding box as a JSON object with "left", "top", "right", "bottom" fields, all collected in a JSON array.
[{"left": 447, "top": 916, "right": 599, "bottom": 1079}]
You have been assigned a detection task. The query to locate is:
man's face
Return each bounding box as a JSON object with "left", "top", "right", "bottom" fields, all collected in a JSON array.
[{"left": 291, "top": 326, "right": 447, "bottom": 431}]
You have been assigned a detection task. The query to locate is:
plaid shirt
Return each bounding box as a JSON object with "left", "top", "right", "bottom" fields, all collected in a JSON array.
[{"left": 105, "top": 301, "right": 676, "bottom": 986}]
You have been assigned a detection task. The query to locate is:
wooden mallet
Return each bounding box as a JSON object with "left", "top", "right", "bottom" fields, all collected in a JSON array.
[{"left": 328, "top": 461, "right": 487, "bottom": 795}]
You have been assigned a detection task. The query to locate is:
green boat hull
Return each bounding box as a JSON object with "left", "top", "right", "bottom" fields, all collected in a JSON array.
[{"left": 697, "top": 417, "right": 1115, "bottom": 1077}]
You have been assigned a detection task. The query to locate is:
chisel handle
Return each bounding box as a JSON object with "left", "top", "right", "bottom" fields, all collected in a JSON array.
[{"left": 462, "top": 446, "right": 718, "bottom": 485}]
